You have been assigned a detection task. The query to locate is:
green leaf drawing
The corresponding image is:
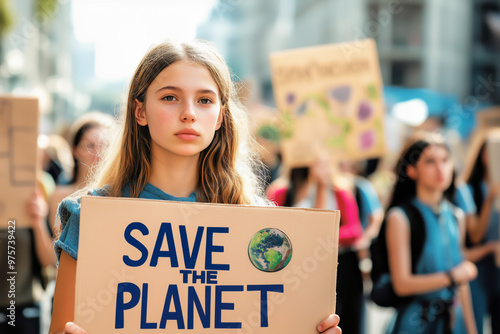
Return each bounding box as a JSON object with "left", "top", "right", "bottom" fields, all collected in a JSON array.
[{"left": 368, "top": 84, "right": 378, "bottom": 100}]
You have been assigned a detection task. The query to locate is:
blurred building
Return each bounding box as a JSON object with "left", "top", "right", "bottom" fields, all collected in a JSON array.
[
  {"left": 2, "top": 0, "right": 499, "bottom": 133},
  {"left": 197, "top": 0, "right": 500, "bottom": 107},
  {"left": 0, "top": 0, "right": 102, "bottom": 133}
]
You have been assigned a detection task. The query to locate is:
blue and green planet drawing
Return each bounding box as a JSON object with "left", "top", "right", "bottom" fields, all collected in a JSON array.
[{"left": 248, "top": 228, "right": 292, "bottom": 272}]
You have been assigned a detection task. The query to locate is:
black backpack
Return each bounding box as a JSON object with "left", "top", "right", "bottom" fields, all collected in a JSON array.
[{"left": 370, "top": 203, "right": 426, "bottom": 307}]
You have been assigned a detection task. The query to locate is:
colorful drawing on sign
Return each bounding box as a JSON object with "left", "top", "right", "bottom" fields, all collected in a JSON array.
[
  {"left": 358, "top": 101, "right": 373, "bottom": 121},
  {"left": 256, "top": 125, "right": 281, "bottom": 144},
  {"left": 330, "top": 86, "right": 351, "bottom": 103},
  {"left": 269, "top": 39, "right": 386, "bottom": 166},
  {"left": 248, "top": 228, "right": 292, "bottom": 272},
  {"left": 280, "top": 83, "right": 382, "bottom": 154}
]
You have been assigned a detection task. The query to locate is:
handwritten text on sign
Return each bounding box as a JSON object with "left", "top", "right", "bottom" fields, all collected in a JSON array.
[
  {"left": 75, "top": 197, "right": 339, "bottom": 333},
  {"left": 116, "top": 223, "right": 283, "bottom": 329}
]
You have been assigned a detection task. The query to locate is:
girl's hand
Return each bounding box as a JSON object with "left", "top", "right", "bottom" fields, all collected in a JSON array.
[
  {"left": 486, "top": 241, "right": 500, "bottom": 254},
  {"left": 26, "top": 190, "right": 49, "bottom": 226},
  {"left": 61, "top": 316, "right": 340, "bottom": 334},
  {"left": 317, "top": 314, "right": 341, "bottom": 333},
  {"left": 310, "top": 158, "right": 332, "bottom": 187},
  {"left": 63, "top": 322, "right": 87, "bottom": 334},
  {"left": 450, "top": 260, "right": 477, "bottom": 285}
]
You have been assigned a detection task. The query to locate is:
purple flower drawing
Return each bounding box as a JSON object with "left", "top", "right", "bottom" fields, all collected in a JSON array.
[
  {"left": 358, "top": 101, "right": 373, "bottom": 121},
  {"left": 360, "top": 130, "right": 376, "bottom": 150},
  {"left": 330, "top": 86, "right": 351, "bottom": 103}
]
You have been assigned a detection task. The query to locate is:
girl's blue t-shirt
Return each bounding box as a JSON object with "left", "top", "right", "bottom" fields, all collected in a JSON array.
[{"left": 54, "top": 183, "right": 197, "bottom": 261}]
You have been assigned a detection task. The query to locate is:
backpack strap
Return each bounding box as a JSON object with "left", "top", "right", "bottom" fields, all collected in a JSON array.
[
  {"left": 399, "top": 202, "right": 426, "bottom": 274},
  {"left": 370, "top": 202, "right": 426, "bottom": 281}
]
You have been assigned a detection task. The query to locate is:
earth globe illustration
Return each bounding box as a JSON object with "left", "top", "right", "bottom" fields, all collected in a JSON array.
[{"left": 248, "top": 228, "right": 292, "bottom": 272}]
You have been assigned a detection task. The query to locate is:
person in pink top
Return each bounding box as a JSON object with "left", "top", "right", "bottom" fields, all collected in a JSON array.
[{"left": 267, "top": 159, "right": 363, "bottom": 334}]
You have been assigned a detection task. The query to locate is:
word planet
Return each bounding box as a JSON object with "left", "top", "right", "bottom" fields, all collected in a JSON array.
[{"left": 248, "top": 228, "right": 292, "bottom": 272}]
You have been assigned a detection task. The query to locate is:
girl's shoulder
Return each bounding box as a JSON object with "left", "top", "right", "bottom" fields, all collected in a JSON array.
[
  {"left": 386, "top": 206, "right": 409, "bottom": 225},
  {"left": 55, "top": 186, "right": 110, "bottom": 261},
  {"left": 58, "top": 186, "right": 110, "bottom": 223}
]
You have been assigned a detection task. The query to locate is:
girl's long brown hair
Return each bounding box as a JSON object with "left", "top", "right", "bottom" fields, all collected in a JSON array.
[{"left": 88, "top": 40, "right": 263, "bottom": 204}]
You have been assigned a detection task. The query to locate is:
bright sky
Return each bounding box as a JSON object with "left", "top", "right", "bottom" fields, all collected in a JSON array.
[{"left": 72, "top": 0, "right": 216, "bottom": 81}]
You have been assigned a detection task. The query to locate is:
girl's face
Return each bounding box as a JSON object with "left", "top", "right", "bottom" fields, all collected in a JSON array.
[
  {"left": 135, "top": 61, "right": 223, "bottom": 159},
  {"left": 73, "top": 126, "right": 107, "bottom": 168},
  {"left": 408, "top": 144, "right": 454, "bottom": 191}
]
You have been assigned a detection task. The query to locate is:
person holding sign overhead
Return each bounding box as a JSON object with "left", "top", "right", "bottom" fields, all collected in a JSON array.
[
  {"left": 49, "top": 40, "right": 341, "bottom": 334},
  {"left": 267, "top": 158, "right": 363, "bottom": 334}
]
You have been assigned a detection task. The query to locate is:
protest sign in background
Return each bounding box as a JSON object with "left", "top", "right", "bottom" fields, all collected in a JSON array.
[
  {"left": 0, "top": 96, "right": 39, "bottom": 228},
  {"left": 269, "top": 38, "right": 386, "bottom": 167},
  {"left": 486, "top": 130, "right": 500, "bottom": 267}
]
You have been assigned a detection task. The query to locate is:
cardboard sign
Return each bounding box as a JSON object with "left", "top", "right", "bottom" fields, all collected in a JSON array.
[
  {"left": 0, "top": 96, "right": 39, "bottom": 227},
  {"left": 461, "top": 126, "right": 500, "bottom": 186},
  {"left": 74, "top": 197, "right": 339, "bottom": 333},
  {"left": 477, "top": 107, "right": 500, "bottom": 129},
  {"left": 269, "top": 38, "right": 386, "bottom": 167}
]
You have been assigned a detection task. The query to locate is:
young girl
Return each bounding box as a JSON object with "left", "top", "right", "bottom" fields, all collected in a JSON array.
[
  {"left": 49, "top": 112, "right": 113, "bottom": 234},
  {"left": 463, "top": 136, "right": 500, "bottom": 334},
  {"left": 384, "top": 137, "right": 477, "bottom": 334},
  {"left": 49, "top": 40, "right": 341, "bottom": 334},
  {"left": 267, "top": 158, "right": 362, "bottom": 334}
]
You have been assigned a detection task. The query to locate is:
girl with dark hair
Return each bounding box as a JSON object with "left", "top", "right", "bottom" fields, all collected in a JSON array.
[
  {"left": 48, "top": 112, "right": 113, "bottom": 234},
  {"left": 463, "top": 137, "right": 500, "bottom": 334},
  {"left": 384, "top": 137, "right": 477, "bottom": 333}
]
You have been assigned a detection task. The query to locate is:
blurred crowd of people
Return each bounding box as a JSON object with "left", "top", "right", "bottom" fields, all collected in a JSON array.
[
  {"left": 0, "top": 111, "right": 113, "bottom": 333},
  {"left": 259, "top": 103, "right": 500, "bottom": 333},
  {"left": 2, "top": 78, "right": 500, "bottom": 334}
]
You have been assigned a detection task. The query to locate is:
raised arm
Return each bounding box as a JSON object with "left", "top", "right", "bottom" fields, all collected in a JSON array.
[
  {"left": 457, "top": 208, "right": 478, "bottom": 334},
  {"left": 386, "top": 210, "right": 476, "bottom": 296}
]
